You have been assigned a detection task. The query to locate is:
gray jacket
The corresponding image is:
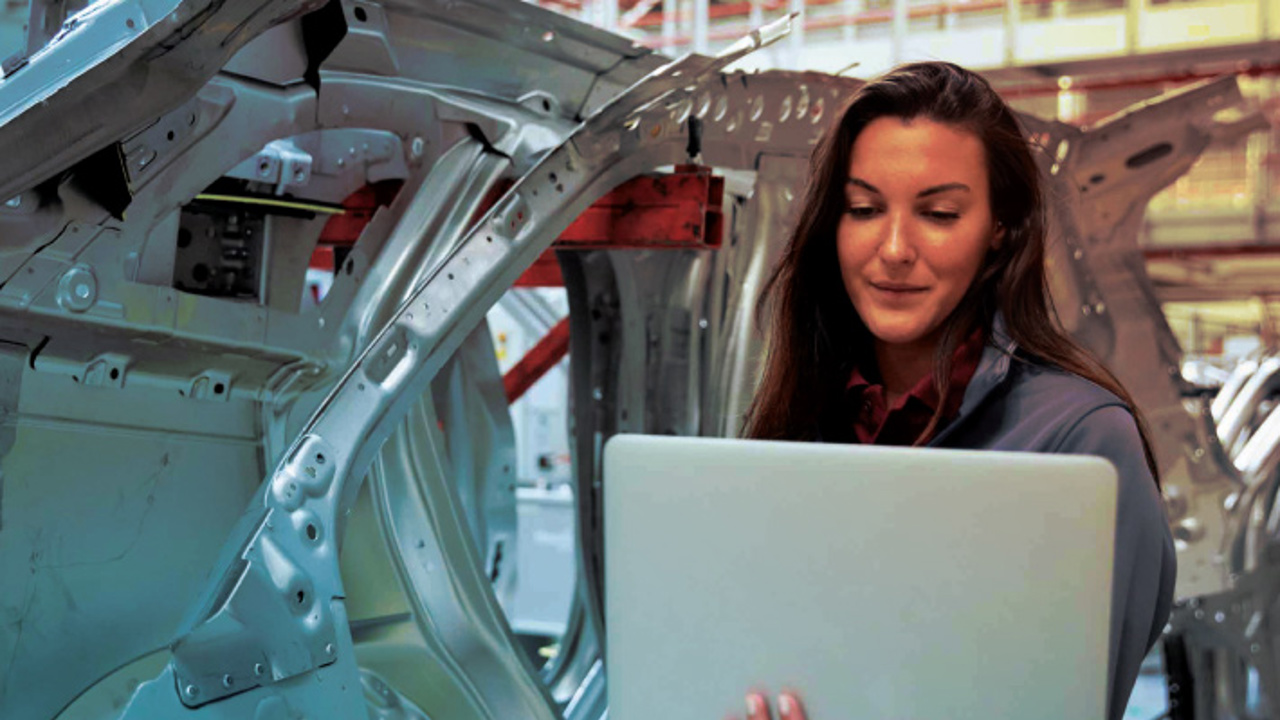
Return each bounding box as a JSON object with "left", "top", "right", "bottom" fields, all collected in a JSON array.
[{"left": 925, "top": 323, "right": 1177, "bottom": 720}]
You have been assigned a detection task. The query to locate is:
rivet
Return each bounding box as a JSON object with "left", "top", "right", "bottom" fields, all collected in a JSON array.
[
  {"left": 411, "top": 137, "right": 425, "bottom": 159},
  {"left": 1253, "top": 643, "right": 1262, "bottom": 653},
  {"left": 57, "top": 266, "right": 97, "bottom": 313},
  {"left": 222, "top": 674, "right": 234, "bottom": 688},
  {"left": 254, "top": 663, "right": 266, "bottom": 677},
  {"left": 326, "top": 643, "right": 335, "bottom": 655},
  {"left": 184, "top": 684, "right": 199, "bottom": 699},
  {"left": 1215, "top": 611, "right": 1226, "bottom": 623}
]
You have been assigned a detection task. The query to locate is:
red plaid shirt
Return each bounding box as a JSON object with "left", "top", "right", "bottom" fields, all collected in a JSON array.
[{"left": 846, "top": 329, "right": 986, "bottom": 446}]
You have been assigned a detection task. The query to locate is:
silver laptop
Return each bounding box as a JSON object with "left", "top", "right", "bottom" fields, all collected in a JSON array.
[{"left": 603, "top": 435, "right": 1117, "bottom": 720}]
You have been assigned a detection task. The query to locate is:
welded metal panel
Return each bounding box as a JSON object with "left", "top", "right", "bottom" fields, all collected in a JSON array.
[{"left": 0, "top": 356, "right": 264, "bottom": 720}]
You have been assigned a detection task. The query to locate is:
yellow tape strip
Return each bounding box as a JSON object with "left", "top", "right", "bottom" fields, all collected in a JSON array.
[{"left": 194, "top": 194, "right": 347, "bottom": 216}]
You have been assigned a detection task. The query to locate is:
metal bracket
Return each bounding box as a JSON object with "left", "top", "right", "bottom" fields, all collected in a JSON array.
[{"left": 171, "top": 435, "right": 340, "bottom": 707}]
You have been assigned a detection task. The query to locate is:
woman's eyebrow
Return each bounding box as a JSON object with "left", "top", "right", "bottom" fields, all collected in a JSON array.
[
  {"left": 846, "top": 177, "right": 971, "bottom": 198},
  {"left": 917, "top": 182, "right": 970, "bottom": 198},
  {"left": 847, "top": 178, "right": 879, "bottom": 194}
]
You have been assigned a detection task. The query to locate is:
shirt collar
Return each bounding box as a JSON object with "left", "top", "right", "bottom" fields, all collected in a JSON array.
[
  {"left": 928, "top": 312, "right": 1019, "bottom": 446},
  {"left": 846, "top": 325, "right": 987, "bottom": 416}
]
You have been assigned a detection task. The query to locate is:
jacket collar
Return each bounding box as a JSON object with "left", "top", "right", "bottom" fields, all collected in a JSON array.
[{"left": 927, "top": 312, "right": 1017, "bottom": 447}]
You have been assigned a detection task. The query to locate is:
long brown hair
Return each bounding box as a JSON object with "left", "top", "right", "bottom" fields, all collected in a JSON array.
[{"left": 741, "top": 61, "right": 1160, "bottom": 485}]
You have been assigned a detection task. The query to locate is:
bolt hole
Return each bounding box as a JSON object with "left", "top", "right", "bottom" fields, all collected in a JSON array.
[
  {"left": 345, "top": 258, "right": 354, "bottom": 275},
  {"left": 549, "top": 172, "right": 558, "bottom": 183},
  {"left": 166, "top": 130, "right": 175, "bottom": 142},
  {"left": 316, "top": 452, "right": 326, "bottom": 464},
  {"left": 126, "top": 18, "right": 134, "bottom": 28},
  {"left": 109, "top": 368, "right": 120, "bottom": 380},
  {"left": 296, "top": 590, "right": 306, "bottom": 604},
  {"left": 542, "top": 99, "right": 551, "bottom": 112},
  {"left": 214, "top": 383, "right": 225, "bottom": 394},
  {"left": 486, "top": 236, "right": 492, "bottom": 243},
  {"left": 353, "top": 6, "right": 367, "bottom": 21},
  {"left": 72, "top": 375, "right": 79, "bottom": 383},
  {"left": 448, "top": 273, "right": 454, "bottom": 280},
  {"left": 1126, "top": 142, "right": 1174, "bottom": 169},
  {"left": 306, "top": 524, "right": 318, "bottom": 541}
]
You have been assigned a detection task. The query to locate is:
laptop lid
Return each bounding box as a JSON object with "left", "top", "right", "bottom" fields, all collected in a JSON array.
[{"left": 604, "top": 435, "right": 1116, "bottom": 720}]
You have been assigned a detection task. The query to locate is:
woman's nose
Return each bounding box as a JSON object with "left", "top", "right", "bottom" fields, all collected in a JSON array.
[{"left": 877, "top": 211, "right": 916, "bottom": 264}]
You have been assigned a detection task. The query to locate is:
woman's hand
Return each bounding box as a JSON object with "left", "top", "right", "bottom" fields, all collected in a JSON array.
[{"left": 726, "top": 691, "right": 807, "bottom": 720}]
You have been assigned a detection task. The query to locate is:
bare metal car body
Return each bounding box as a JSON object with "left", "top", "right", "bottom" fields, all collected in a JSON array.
[{"left": 0, "top": 0, "right": 1270, "bottom": 717}]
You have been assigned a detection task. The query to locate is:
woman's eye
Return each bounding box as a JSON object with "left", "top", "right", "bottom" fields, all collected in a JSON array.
[
  {"left": 923, "top": 210, "right": 961, "bottom": 222},
  {"left": 847, "top": 206, "right": 879, "bottom": 218}
]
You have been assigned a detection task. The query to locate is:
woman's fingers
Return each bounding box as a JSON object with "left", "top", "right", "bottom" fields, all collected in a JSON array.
[
  {"left": 777, "top": 692, "right": 807, "bottom": 720},
  {"left": 746, "top": 692, "right": 772, "bottom": 720}
]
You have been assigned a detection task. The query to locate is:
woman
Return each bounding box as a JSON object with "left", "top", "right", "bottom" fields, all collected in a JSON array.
[{"left": 734, "top": 62, "right": 1176, "bottom": 720}]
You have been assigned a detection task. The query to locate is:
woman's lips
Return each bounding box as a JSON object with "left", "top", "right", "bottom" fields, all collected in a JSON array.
[{"left": 870, "top": 281, "right": 928, "bottom": 295}]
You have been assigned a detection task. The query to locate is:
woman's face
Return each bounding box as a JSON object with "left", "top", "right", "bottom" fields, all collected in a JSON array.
[{"left": 836, "top": 116, "right": 1003, "bottom": 354}]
